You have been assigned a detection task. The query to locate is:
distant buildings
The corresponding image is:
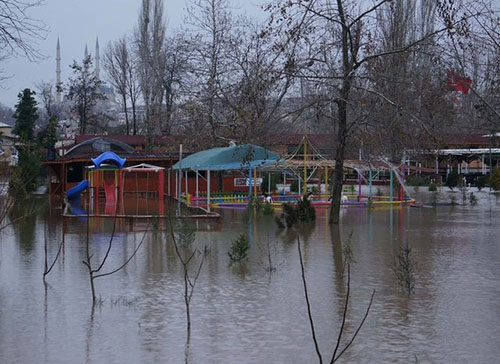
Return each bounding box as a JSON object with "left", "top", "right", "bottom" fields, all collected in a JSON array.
[{"left": 0, "top": 122, "right": 18, "bottom": 167}]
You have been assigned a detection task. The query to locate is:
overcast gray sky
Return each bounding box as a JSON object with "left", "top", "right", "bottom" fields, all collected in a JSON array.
[{"left": 0, "top": 0, "right": 265, "bottom": 108}]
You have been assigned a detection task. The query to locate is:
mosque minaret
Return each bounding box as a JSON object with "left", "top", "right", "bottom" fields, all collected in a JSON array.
[
  {"left": 56, "top": 37, "right": 61, "bottom": 103},
  {"left": 95, "top": 37, "right": 100, "bottom": 80},
  {"left": 55, "top": 37, "right": 103, "bottom": 101}
]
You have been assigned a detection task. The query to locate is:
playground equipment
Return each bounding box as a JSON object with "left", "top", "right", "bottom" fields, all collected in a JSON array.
[
  {"left": 184, "top": 136, "right": 415, "bottom": 209},
  {"left": 91, "top": 151, "right": 126, "bottom": 169},
  {"left": 66, "top": 151, "right": 125, "bottom": 201},
  {"left": 64, "top": 152, "right": 167, "bottom": 217},
  {"left": 66, "top": 180, "right": 89, "bottom": 201},
  {"left": 171, "top": 144, "right": 280, "bottom": 212},
  {"left": 65, "top": 180, "right": 89, "bottom": 216}
]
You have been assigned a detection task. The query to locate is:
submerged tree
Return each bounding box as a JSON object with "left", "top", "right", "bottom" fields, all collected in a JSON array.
[
  {"left": 297, "top": 235, "right": 375, "bottom": 363},
  {"left": 228, "top": 234, "right": 250, "bottom": 262},
  {"left": 265, "top": 0, "right": 471, "bottom": 224},
  {"left": 168, "top": 215, "right": 208, "bottom": 337},
  {"left": 392, "top": 242, "right": 416, "bottom": 295},
  {"left": 42, "top": 219, "right": 64, "bottom": 282},
  {"left": 82, "top": 216, "right": 149, "bottom": 306},
  {"left": 490, "top": 168, "right": 500, "bottom": 191}
]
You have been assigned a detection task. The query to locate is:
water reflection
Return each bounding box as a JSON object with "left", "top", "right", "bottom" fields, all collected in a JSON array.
[{"left": 1, "top": 196, "right": 500, "bottom": 363}]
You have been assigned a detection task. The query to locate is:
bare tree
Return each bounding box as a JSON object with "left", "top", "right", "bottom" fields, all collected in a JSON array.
[
  {"left": 161, "top": 32, "right": 193, "bottom": 135},
  {"left": 66, "top": 56, "right": 105, "bottom": 134},
  {"left": 186, "top": 0, "right": 233, "bottom": 143},
  {"left": 0, "top": 172, "right": 39, "bottom": 233},
  {"left": 82, "top": 215, "right": 149, "bottom": 306},
  {"left": 217, "top": 21, "right": 295, "bottom": 143},
  {"left": 35, "top": 81, "right": 59, "bottom": 123},
  {"left": 104, "top": 37, "right": 138, "bottom": 135},
  {"left": 0, "top": 186, "right": 17, "bottom": 232},
  {"left": 0, "top": 103, "right": 14, "bottom": 124},
  {"left": 126, "top": 46, "right": 141, "bottom": 136},
  {"left": 0, "top": 0, "right": 47, "bottom": 73},
  {"left": 168, "top": 215, "right": 208, "bottom": 337},
  {"left": 359, "top": 1, "right": 455, "bottom": 158},
  {"left": 42, "top": 219, "right": 64, "bottom": 282},
  {"left": 134, "top": 0, "right": 166, "bottom": 143},
  {"left": 443, "top": 0, "right": 500, "bottom": 129},
  {"left": 297, "top": 235, "right": 375, "bottom": 363},
  {"left": 266, "top": 0, "right": 470, "bottom": 224}
]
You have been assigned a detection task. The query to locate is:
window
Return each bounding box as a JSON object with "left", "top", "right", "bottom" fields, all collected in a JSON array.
[{"left": 67, "top": 163, "right": 83, "bottom": 182}]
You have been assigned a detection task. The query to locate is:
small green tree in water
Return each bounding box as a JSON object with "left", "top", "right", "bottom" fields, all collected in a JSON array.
[
  {"left": 430, "top": 190, "right": 439, "bottom": 207},
  {"left": 392, "top": 243, "right": 416, "bottom": 295},
  {"left": 445, "top": 171, "right": 459, "bottom": 190},
  {"left": 490, "top": 168, "right": 500, "bottom": 192},
  {"left": 469, "top": 192, "right": 478, "bottom": 206},
  {"left": 449, "top": 194, "right": 457, "bottom": 206},
  {"left": 277, "top": 195, "right": 316, "bottom": 228},
  {"left": 262, "top": 202, "right": 274, "bottom": 215},
  {"left": 476, "top": 176, "right": 487, "bottom": 191},
  {"left": 296, "top": 194, "right": 316, "bottom": 221},
  {"left": 228, "top": 234, "right": 249, "bottom": 262}
]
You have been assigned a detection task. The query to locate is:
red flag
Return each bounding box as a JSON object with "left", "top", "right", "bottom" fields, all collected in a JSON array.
[{"left": 446, "top": 69, "right": 472, "bottom": 94}]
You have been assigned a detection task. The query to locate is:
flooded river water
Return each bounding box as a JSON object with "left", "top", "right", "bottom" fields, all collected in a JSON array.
[{"left": 1, "top": 189, "right": 499, "bottom": 363}]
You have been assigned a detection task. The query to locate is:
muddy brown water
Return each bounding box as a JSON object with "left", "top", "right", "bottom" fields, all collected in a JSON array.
[{"left": 1, "top": 189, "right": 499, "bottom": 363}]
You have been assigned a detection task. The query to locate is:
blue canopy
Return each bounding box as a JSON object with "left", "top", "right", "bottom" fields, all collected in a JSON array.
[{"left": 171, "top": 144, "right": 279, "bottom": 171}]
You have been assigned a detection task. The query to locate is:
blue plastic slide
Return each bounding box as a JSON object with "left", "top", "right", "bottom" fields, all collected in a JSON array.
[
  {"left": 66, "top": 180, "right": 89, "bottom": 201},
  {"left": 91, "top": 151, "right": 126, "bottom": 169},
  {"left": 69, "top": 199, "right": 87, "bottom": 216}
]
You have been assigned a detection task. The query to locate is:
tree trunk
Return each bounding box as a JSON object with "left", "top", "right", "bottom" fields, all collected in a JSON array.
[
  {"left": 330, "top": 0, "right": 353, "bottom": 225},
  {"left": 122, "top": 94, "right": 129, "bottom": 135},
  {"left": 131, "top": 99, "right": 137, "bottom": 135},
  {"left": 90, "top": 274, "right": 96, "bottom": 306},
  {"left": 329, "top": 97, "right": 348, "bottom": 224},
  {"left": 184, "top": 270, "right": 191, "bottom": 335}
]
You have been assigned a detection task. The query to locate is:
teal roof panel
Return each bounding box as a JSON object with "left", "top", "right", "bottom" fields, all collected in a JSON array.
[{"left": 171, "top": 144, "right": 279, "bottom": 171}]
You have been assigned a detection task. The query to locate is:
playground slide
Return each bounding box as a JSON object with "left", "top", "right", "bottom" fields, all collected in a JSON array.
[
  {"left": 66, "top": 180, "right": 89, "bottom": 201},
  {"left": 69, "top": 199, "right": 87, "bottom": 215},
  {"left": 380, "top": 159, "right": 413, "bottom": 199},
  {"left": 91, "top": 151, "right": 126, "bottom": 169},
  {"left": 103, "top": 182, "right": 116, "bottom": 205}
]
